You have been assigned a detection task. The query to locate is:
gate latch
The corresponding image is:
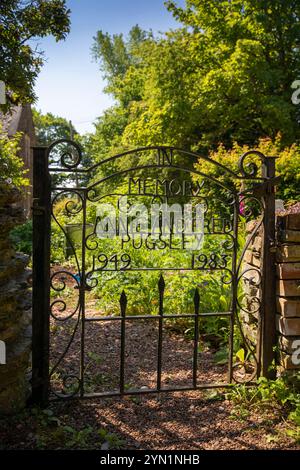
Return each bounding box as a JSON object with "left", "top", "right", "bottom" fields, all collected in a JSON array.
[{"left": 32, "top": 198, "right": 46, "bottom": 216}]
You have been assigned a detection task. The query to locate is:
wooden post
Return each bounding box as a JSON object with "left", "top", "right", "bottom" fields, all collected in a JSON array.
[
  {"left": 260, "top": 157, "right": 277, "bottom": 379},
  {"left": 31, "top": 146, "right": 51, "bottom": 405}
]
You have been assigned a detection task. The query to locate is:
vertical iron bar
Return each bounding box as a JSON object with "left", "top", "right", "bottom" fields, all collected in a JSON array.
[
  {"left": 157, "top": 275, "right": 165, "bottom": 390},
  {"left": 32, "top": 146, "right": 51, "bottom": 406},
  {"left": 228, "top": 197, "right": 239, "bottom": 382},
  {"left": 79, "top": 194, "right": 87, "bottom": 397},
  {"left": 256, "top": 306, "right": 263, "bottom": 380},
  {"left": 260, "top": 157, "right": 277, "bottom": 379},
  {"left": 193, "top": 288, "right": 200, "bottom": 388},
  {"left": 120, "top": 290, "right": 127, "bottom": 394}
]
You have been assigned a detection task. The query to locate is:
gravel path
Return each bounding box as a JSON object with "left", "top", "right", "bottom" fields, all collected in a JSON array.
[
  {"left": 1, "top": 305, "right": 299, "bottom": 450},
  {"left": 47, "top": 319, "right": 299, "bottom": 450}
]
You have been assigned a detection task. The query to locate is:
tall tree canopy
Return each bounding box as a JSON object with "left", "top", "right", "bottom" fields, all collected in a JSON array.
[
  {"left": 33, "top": 108, "right": 77, "bottom": 145},
  {"left": 90, "top": 0, "right": 300, "bottom": 160},
  {"left": 32, "top": 109, "right": 93, "bottom": 184},
  {"left": 0, "top": 0, "right": 70, "bottom": 105}
]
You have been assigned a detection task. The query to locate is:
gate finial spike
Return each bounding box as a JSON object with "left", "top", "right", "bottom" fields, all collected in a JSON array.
[
  {"left": 120, "top": 290, "right": 127, "bottom": 316},
  {"left": 158, "top": 274, "right": 165, "bottom": 292},
  {"left": 194, "top": 288, "right": 200, "bottom": 314}
]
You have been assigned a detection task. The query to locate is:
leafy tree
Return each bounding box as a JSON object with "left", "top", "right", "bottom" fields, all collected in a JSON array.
[
  {"left": 92, "top": 25, "right": 151, "bottom": 106},
  {"left": 88, "top": 25, "right": 151, "bottom": 174},
  {"left": 163, "top": 0, "right": 300, "bottom": 147},
  {"left": 33, "top": 108, "right": 77, "bottom": 145},
  {"left": 84, "top": 106, "right": 128, "bottom": 166},
  {"left": 0, "top": 0, "right": 70, "bottom": 105},
  {"left": 33, "top": 109, "right": 94, "bottom": 187},
  {"left": 91, "top": 1, "right": 300, "bottom": 157}
]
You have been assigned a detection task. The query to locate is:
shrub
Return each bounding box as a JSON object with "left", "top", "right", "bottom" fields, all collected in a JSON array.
[
  {"left": 10, "top": 219, "right": 32, "bottom": 255},
  {"left": 194, "top": 134, "right": 300, "bottom": 204},
  {"left": 0, "top": 124, "right": 29, "bottom": 188}
]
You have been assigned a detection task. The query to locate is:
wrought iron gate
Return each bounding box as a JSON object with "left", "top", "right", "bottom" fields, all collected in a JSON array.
[{"left": 32, "top": 141, "right": 278, "bottom": 404}]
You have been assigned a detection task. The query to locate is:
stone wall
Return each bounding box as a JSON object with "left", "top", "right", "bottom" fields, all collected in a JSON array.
[
  {"left": 276, "top": 210, "right": 300, "bottom": 372},
  {"left": 242, "top": 208, "right": 300, "bottom": 375},
  {"left": 0, "top": 184, "right": 31, "bottom": 414}
]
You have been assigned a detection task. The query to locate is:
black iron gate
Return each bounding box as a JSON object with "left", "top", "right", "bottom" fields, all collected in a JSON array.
[{"left": 32, "top": 141, "right": 278, "bottom": 404}]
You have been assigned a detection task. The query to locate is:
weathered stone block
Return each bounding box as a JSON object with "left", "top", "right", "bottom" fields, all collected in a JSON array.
[
  {"left": 277, "top": 297, "right": 300, "bottom": 317},
  {"left": 278, "top": 213, "right": 300, "bottom": 231},
  {"left": 0, "top": 379, "right": 28, "bottom": 415},
  {"left": 243, "top": 278, "right": 261, "bottom": 299},
  {"left": 278, "top": 334, "right": 300, "bottom": 354},
  {"left": 242, "top": 263, "right": 261, "bottom": 281},
  {"left": 276, "top": 315, "right": 300, "bottom": 336},
  {"left": 277, "top": 263, "right": 300, "bottom": 280},
  {"left": 243, "top": 248, "right": 261, "bottom": 267},
  {"left": 246, "top": 232, "right": 262, "bottom": 248},
  {"left": 278, "top": 351, "right": 300, "bottom": 370},
  {"left": 240, "top": 310, "right": 258, "bottom": 325},
  {"left": 244, "top": 250, "right": 253, "bottom": 265},
  {"left": 252, "top": 236, "right": 262, "bottom": 252},
  {"left": 246, "top": 220, "right": 259, "bottom": 234},
  {"left": 240, "top": 322, "right": 257, "bottom": 344},
  {"left": 252, "top": 252, "right": 261, "bottom": 267},
  {"left": 279, "top": 230, "right": 300, "bottom": 243},
  {"left": 0, "top": 184, "right": 21, "bottom": 206},
  {"left": 244, "top": 297, "right": 260, "bottom": 319},
  {"left": 0, "top": 322, "right": 23, "bottom": 343},
  {"left": 277, "top": 279, "right": 300, "bottom": 297},
  {"left": 277, "top": 245, "right": 300, "bottom": 263}
]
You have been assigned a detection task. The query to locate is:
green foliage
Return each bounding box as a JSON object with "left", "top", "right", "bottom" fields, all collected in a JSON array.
[
  {"left": 84, "top": 106, "right": 129, "bottom": 169},
  {"left": 226, "top": 374, "right": 300, "bottom": 440},
  {"left": 33, "top": 109, "right": 93, "bottom": 186},
  {"left": 235, "top": 348, "right": 245, "bottom": 364},
  {"left": 0, "top": 406, "right": 106, "bottom": 449},
  {"left": 90, "top": 0, "right": 300, "bottom": 162},
  {"left": 0, "top": 0, "right": 70, "bottom": 104},
  {"left": 92, "top": 25, "right": 151, "bottom": 106},
  {"left": 32, "top": 108, "right": 77, "bottom": 145},
  {"left": 97, "top": 428, "right": 124, "bottom": 450},
  {"left": 227, "top": 376, "right": 297, "bottom": 408},
  {"left": 26, "top": 407, "right": 124, "bottom": 449},
  {"left": 51, "top": 195, "right": 234, "bottom": 346},
  {"left": 194, "top": 134, "right": 300, "bottom": 203},
  {"left": 10, "top": 219, "right": 32, "bottom": 255},
  {"left": 0, "top": 124, "right": 28, "bottom": 187}
]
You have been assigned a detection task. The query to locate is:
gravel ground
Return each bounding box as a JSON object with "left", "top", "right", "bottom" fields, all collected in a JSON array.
[
  {"left": 1, "top": 314, "right": 299, "bottom": 450},
  {"left": 50, "top": 393, "right": 297, "bottom": 450}
]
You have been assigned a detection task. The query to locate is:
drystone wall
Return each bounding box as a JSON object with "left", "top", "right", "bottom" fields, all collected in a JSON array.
[
  {"left": 0, "top": 184, "right": 31, "bottom": 414},
  {"left": 242, "top": 207, "right": 300, "bottom": 375},
  {"left": 276, "top": 210, "right": 300, "bottom": 373}
]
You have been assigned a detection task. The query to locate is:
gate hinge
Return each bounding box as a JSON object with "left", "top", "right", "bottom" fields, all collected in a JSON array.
[{"left": 32, "top": 198, "right": 46, "bottom": 216}]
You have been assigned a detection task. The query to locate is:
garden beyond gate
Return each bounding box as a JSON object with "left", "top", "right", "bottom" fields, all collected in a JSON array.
[{"left": 31, "top": 141, "right": 278, "bottom": 404}]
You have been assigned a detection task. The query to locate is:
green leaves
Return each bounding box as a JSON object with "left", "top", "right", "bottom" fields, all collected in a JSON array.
[
  {"left": 0, "top": 0, "right": 70, "bottom": 104},
  {"left": 194, "top": 133, "right": 300, "bottom": 204},
  {"left": 91, "top": 0, "right": 300, "bottom": 158},
  {"left": 235, "top": 348, "right": 245, "bottom": 364},
  {"left": 0, "top": 124, "right": 29, "bottom": 187}
]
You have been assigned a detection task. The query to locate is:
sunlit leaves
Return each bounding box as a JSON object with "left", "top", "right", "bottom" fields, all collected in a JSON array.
[
  {"left": 0, "top": 124, "right": 28, "bottom": 187},
  {"left": 0, "top": 0, "right": 70, "bottom": 104}
]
